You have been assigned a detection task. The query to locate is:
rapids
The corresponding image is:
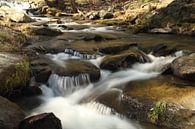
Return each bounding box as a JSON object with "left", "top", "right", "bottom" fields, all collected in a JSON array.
[{"left": 29, "top": 50, "right": 183, "bottom": 129}]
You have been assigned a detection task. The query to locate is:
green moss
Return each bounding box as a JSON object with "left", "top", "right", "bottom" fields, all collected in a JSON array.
[
  {"left": 5, "top": 59, "right": 30, "bottom": 94},
  {"left": 148, "top": 101, "right": 167, "bottom": 123}
]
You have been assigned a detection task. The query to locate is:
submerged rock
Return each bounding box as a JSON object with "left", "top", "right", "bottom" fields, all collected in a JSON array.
[
  {"left": 19, "top": 113, "right": 62, "bottom": 129},
  {"left": 0, "top": 96, "right": 25, "bottom": 129},
  {"left": 171, "top": 53, "right": 195, "bottom": 81},
  {"left": 100, "top": 48, "right": 150, "bottom": 71},
  {"left": 31, "top": 56, "right": 100, "bottom": 83},
  {"left": 0, "top": 53, "right": 30, "bottom": 97}
]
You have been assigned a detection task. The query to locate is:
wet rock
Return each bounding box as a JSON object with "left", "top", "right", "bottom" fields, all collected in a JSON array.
[
  {"left": 99, "top": 10, "right": 114, "bottom": 19},
  {"left": 100, "top": 48, "right": 150, "bottom": 71},
  {"left": 99, "top": 43, "right": 138, "bottom": 54},
  {"left": 122, "top": 75, "right": 195, "bottom": 129},
  {"left": 55, "top": 59, "right": 101, "bottom": 82},
  {"left": 27, "top": 32, "right": 127, "bottom": 54},
  {"left": 21, "top": 86, "right": 42, "bottom": 96},
  {"left": 31, "top": 56, "right": 100, "bottom": 83},
  {"left": 149, "top": 28, "right": 173, "bottom": 34},
  {"left": 95, "top": 75, "right": 195, "bottom": 129},
  {"left": 0, "top": 6, "right": 34, "bottom": 23},
  {"left": 171, "top": 53, "right": 195, "bottom": 81},
  {"left": 23, "top": 25, "right": 63, "bottom": 36},
  {"left": 0, "top": 96, "right": 25, "bottom": 129},
  {"left": 31, "top": 56, "right": 53, "bottom": 83},
  {"left": 0, "top": 53, "right": 30, "bottom": 97},
  {"left": 19, "top": 113, "right": 62, "bottom": 129},
  {"left": 149, "top": 44, "right": 177, "bottom": 56}
]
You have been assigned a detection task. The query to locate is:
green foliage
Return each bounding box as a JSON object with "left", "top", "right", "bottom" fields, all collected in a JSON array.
[{"left": 148, "top": 101, "right": 167, "bottom": 123}]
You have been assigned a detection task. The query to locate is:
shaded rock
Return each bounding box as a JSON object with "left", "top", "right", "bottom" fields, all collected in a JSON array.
[
  {"left": 31, "top": 56, "right": 100, "bottom": 83},
  {"left": 100, "top": 48, "right": 150, "bottom": 71},
  {"left": 0, "top": 96, "right": 25, "bottom": 129},
  {"left": 87, "top": 11, "right": 100, "bottom": 20},
  {"left": 21, "top": 86, "right": 42, "bottom": 96},
  {"left": 171, "top": 53, "right": 195, "bottom": 81},
  {"left": 99, "top": 10, "right": 114, "bottom": 19},
  {"left": 0, "top": 6, "right": 34, "bottom": 23},
  {"left": 23, "top": 25, "right": 63, "bottom": 36},
  {"left": 149, "top": 44, "right": 177, "bottom": 56},
  {"left": 19, "top": 113, "right": 62, "bottom": 129},
  {"left": 31, "top": 56, "right": 53, "bottom": 83},
  {"left": 0, "top": 53, "right": 30, "bottom": 97}
]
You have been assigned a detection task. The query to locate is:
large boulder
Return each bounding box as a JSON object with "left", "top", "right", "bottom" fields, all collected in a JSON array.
[
  {"left": 19, "top": 113, "right": 62, "bottom": 129},
  {"left": 100, "top": 48, "right": 150, "bottom": 71},
  {"left": 95, "top": 75, "right": 195, "bottom": 129},
  {"left": 0, "top": 96, "right": 25, "bottom": 129},
  {"left": 171, "top": 53, "right": 195, "bottom": 81},
  {"left": 0, "top": 53, "right": 30, "bottom": 97},
  {"left": 31, "top": 56, "right": 100, "bottom": 83},
  {"left": 0, "top": 6, "right": 34, "bottom": 23}
]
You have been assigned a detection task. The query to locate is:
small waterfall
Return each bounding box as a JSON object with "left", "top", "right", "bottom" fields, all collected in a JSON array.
[
  {"left": 82, "top": 101, "right": 122, "bottom": 117},
  {"left": 64, "top": 49, "right": 98, "bottom": 59},
  {"left": 48, "top": 74, "right": 91, "bottom": 96}
]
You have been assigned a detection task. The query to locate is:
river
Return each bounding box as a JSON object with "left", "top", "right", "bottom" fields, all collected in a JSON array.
[{"left": 2, "top": 1, "right": 195, "bottom": 129}]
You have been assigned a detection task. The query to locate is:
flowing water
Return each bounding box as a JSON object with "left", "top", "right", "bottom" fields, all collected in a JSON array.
[
  {"left": 28, "top": 51, "right": 182, "bottom": 129},
  {"left": 2, "top": 1, "right": 195, "bottom": 129}
]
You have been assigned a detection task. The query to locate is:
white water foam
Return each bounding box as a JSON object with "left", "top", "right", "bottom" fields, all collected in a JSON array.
[{"left": 31, "top": 51, "right": 184, "bottom": 129}]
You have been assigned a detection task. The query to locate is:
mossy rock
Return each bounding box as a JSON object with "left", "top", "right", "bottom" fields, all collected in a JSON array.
[{"left": 0, "top": 53, "right": 30, "bottom": 97}]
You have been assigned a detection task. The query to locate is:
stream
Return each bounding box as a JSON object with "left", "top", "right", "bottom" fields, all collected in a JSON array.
[{"left": 2, "top": 1, "right": 195, "bottom": 129}]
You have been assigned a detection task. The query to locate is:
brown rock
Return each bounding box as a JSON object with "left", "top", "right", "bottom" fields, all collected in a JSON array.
[
  {"left": 100, "top": 48, "right": 150, "bottom": 71},
  {"left": 0, "top": 96, "right": 25, "bottom": 129},
  {"left": 171, "top": 53, "right": 195, "bottom": 81}
]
